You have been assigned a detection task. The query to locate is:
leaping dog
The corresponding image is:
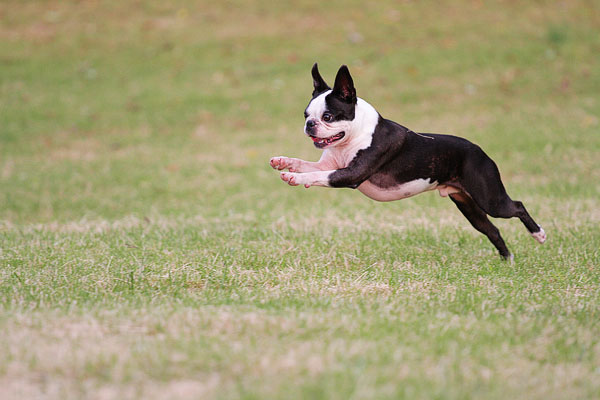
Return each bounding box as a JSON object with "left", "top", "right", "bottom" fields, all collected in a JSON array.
[{"left": 270, "top": 64, "right": 546, "bottom": 260}]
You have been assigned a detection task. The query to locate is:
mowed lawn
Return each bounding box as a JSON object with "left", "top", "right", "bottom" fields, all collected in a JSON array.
[{"left": 1, "top": 0, "right": 600, "bottom": 398}]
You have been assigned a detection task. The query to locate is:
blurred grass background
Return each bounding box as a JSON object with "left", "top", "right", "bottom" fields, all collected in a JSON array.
[
  {"left": 1, "top": 1, "right": 600, "bottom": 399},
  {"left": 2, "top": 0, "right": 598, "bottom": 222}
]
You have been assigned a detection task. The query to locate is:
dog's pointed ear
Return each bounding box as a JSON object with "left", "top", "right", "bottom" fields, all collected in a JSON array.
[
  {"left": 311, "top": 63, "right": 330, "bottom": 96},
  {"left": 332, "top": 65, "right": 356, "bottom": 104}
]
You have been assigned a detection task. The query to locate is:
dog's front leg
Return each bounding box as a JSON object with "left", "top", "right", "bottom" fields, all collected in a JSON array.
[
  {"left": 270, "top": 151, "right": 337, "bottom": 173},
  {"left": 269, "top": 156, "right": 331, "bottom": 173},
  {"left": 275, "top": 152, "right": 339, "bottom": 188},
  {"left": 274, "top": 149, "right": 382, "bottom": 189},
  {"left": 280, "top": 162, "right": 381, "bottom": 189},
  {"left": 279, "top": 170, "right": 336, "bottom": 188}
]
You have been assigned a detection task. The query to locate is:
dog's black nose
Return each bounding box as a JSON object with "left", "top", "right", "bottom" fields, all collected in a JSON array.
[{"left": 306, "top": 119, "right": 316, "bottom": 128}]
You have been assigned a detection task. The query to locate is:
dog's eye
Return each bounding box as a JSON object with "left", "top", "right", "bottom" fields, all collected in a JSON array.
[{"left": 322, "top": 113, "right": 333, "bottom": 122}]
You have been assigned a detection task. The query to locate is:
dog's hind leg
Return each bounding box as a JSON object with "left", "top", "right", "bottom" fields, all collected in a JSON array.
[
  {"left": 490, "top": 199, "right": 546, "bottom": 244},
  {"left": 449, "top": 192, "right": 512, "bottom": 260},
  {"left": 460, "top": 151, "right": 546, "bottom": 244}
]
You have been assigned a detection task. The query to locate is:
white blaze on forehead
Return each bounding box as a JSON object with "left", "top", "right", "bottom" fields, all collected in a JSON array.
[{"left": 305, "top": 90, "right": 332, "bottom": 118}]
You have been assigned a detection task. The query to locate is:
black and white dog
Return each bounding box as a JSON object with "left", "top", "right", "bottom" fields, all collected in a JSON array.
[{"left": 270, "top": 64, "right": 546, "bottom": 259}]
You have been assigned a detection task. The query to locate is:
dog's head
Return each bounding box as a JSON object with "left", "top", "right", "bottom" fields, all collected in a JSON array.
[{"left": 304, "top": 64, "right": 358, "bottom": 149}]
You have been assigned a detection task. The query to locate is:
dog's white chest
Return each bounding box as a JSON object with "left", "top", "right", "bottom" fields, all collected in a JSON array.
[{"left": 358, "top": 178, "right": 438, "bottom": 202}]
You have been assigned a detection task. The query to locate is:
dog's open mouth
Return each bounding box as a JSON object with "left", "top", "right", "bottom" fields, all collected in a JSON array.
[{"left": 310, "top": 132, "right": 345, "bottom": 148}]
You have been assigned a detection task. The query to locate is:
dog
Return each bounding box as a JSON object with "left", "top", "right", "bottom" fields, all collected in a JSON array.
[{"left": 270, "top": 64, "right": 546, "bottom": 260}]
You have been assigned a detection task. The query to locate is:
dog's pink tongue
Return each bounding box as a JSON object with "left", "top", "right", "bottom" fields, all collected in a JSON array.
[{"left": 311, "top": 137, "right": 320, "bottom": 142}]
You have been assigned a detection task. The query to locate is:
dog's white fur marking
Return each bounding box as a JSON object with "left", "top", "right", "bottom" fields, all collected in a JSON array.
[
  {"left": 532, "top": 226, "right": 546, "bottom": 243},
  {"left": 305, "top": 90, "right": 331, "bottom": 128},
  {"left": 358, "top": 178, "right": 438, "bottom": 202},
  {"left": 315, "top": 97, "right": 379, "bottom": 169},
  {"left": 330, "top": 98, "right": 379, "bottom": 166},
  {"left": 280, "top": 170, "right": 335, "bottom": 187}
]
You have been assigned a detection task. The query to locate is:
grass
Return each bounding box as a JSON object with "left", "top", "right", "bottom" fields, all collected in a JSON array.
[{"left": 1, "top": 0, "right": 600, "bottom": 398}]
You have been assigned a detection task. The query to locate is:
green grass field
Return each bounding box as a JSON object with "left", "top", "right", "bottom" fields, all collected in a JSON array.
[{"left": 1, "top": 1, "right": 600, "bottom": 398}]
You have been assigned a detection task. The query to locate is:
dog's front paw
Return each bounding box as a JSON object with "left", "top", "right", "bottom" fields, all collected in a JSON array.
[
  {"left": 280, "top": 172, "right": 300, "bottom": 186},
  {"left": 280, "top": 172, "right": 314, "bottom": 188},
  {"left": 270, "top": 156, "right": 297, "bottom": 171}
]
